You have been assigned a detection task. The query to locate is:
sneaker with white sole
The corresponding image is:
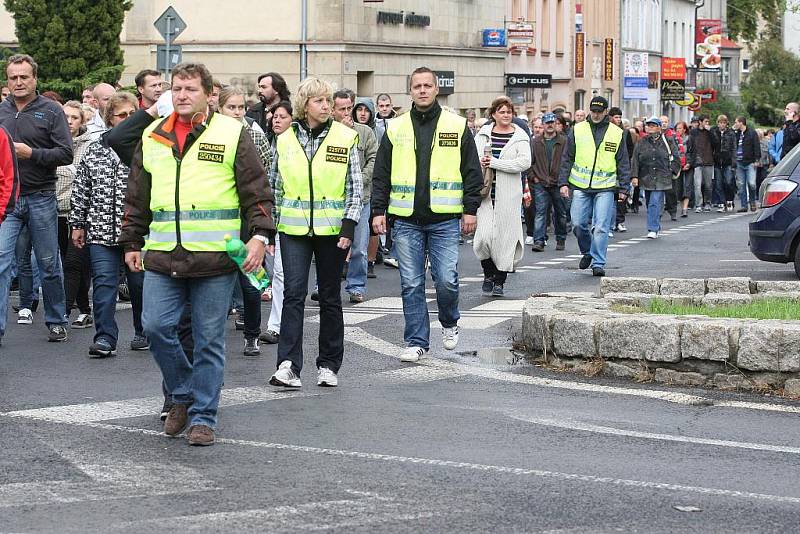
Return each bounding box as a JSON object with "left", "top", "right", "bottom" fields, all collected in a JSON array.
[
  {"left": 317, "top": 367, "right": 338, "bottom": 387},
  {"left": 71, "top": 313, "right": 93, "bottom": 329},
  {"left": 617, "top": 223, "right": 627, "bottom": 232},
  {"left": 383, "top": 257, "right": 399, "bottom": 269},
  {"left": 442, "top": 326, "right": 459, "bottom": 350},
  {"left": 17, "top": 308, "right": 33, "bottom": 325},
  {"left": 269, "top": 360, "right": 301, "bottom": 388},
  {"left": 399, "top": 346, "right": 426, "bottom": 362},
  {"left": 524, "top": 236, "right": 534, "bottom": 245},
  {"left": 647, "top": 231, "right": 658, "bottom": 239}
]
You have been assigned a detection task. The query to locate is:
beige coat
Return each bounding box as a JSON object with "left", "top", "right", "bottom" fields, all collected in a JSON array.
[{"left": 472, "top": 124, "right": 532, "bottom": 272}]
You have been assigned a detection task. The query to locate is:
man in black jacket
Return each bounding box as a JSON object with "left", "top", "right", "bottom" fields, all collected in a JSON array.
[
  {"left": 782, "top": 102, "right": 800, "bottom": 159},
  {"left": 733, "top": 116, "right": 761, "bottom": 212},
  {"left": 371, "top": 67, "right": 482, "bottom": 362},
  {"left": 710, "top": 115, "right": 736, "bottom": 211},
  {"left": 0, "top": 54, "right": 72, "bottom": 345},
  {"left": 688, "top": 115, "right": 719, "bottom": 212},
  {"left": 245, "top": 72, "right": 290, "bottom": 133}
]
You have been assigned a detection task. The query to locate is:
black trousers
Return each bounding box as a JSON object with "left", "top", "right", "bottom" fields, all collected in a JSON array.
[
  {"left": 278, "top": 233, "right": 348, "bottom": 374},
  {"left": 58, "top": 216, "right": 91, "bottom": 315},
  {"left": 481, "top": 258, "right": 508, "bottom": 284}
]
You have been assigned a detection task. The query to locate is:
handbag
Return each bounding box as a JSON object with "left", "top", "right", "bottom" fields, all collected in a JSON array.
[
  {"left": 480, "top": 167, "right": 494, "bottom": 198},
  {"left": 662, "top": 135, "right": 681, "bottom": 180}
]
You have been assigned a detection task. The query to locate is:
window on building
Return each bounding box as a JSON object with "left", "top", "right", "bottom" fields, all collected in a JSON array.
[
  {"left": 357, "top": 71, "right": 374, "bottom": 98},
  {"left": 556, "top": 0, "right": 565, "bottom": 53},
  {"left": 742, "top": 58, "right": 750, "bottom": 72},
  {"left": 542, "top": 0, "right": 550, "bottom": 52},
  {"left": 574, "top": 90, "right": 585, "bottom": 111},
  {"left": 681, "top": 22, "right": 686, "bottom": 58},
  {"left": 720, "top": 58, "right": 731, "bottom": 88}
]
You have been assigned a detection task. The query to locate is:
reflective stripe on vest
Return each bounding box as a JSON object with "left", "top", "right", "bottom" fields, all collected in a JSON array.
[
  {"left": 386, "top": 110, "right": 466, "bottom": 216},
  {"left": 568, "top": 120, "right": 624, "bottom": 190},
  {"left": 275, "top": 121, "right": 357, "bottom": 236},
  {"left": 141, "top": 113, "right": 242, "bottom": 253}
]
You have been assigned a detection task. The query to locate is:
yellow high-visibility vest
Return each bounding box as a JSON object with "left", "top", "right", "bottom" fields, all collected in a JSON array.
[
  {"left": 569, "top": 120, "right": 623, "bottom": 190},
  {"left": 141, "top": 113, "right": 242, "bottom": 252},
  {"left": 386, "top": 110, "right": 466, "bottom": 216},
  {"left": 276, "top": 120, "right": 357, "bottom": 235}
]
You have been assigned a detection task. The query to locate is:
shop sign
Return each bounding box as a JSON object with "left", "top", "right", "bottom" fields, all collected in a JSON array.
[
  {"left": 377, "top": 10, "right": 430, "bottom": 27},
  {"left": 696, "top": 19, "right": 723, "bottom": 72},
  {"left": 505, "top": 73, "right": 552, "bottom": 88},
  {"left": 623, "top": 52, "right": 648, "bottom": 100},
  {"left": 603, "top": 38, "right": 614, "bottom": 81},
  {"left": 575, "top": 33, "right": 585, "bottom": 78},
  {"left": 482, "top": 29, "right": 506, "bottom": 47},
  {"left": 435, "top": 70, "right": 455, "bottom": 95}
]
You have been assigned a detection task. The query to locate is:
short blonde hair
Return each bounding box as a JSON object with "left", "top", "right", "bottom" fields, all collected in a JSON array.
[
  {"left": 292, "top": 77, "right": 333, "bottom": 121},
  {"left": 103, "top": 91, "right": 138, "bottom": 126}
]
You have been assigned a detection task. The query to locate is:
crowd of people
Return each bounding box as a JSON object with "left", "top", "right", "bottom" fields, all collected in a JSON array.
[{"left": 2, "top": 52, "right": 800, "bottom": 445}]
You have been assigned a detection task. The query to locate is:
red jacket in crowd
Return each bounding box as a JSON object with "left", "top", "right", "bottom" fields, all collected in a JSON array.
[{"left": 0, "top": 127, "right": 19, "bottom": 223}]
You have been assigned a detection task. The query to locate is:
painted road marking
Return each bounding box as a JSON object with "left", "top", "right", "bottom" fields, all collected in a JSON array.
[
  {"left": 21, "top": 418, "right": 800, "bottom": 507},
  {"left": 536, "top": 261, "right": 563, "bottom": 265},
  {"left": 508, "top": 415, "right": 800, "bottom": 455}
]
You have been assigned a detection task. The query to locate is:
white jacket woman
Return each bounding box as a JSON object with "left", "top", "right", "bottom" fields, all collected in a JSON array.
[{"left": 472, "top": 98, "right": 531, "bottom": 296}]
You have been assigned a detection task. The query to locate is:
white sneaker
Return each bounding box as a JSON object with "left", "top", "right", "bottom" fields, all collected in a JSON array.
[
  {"left": 608, "top": 231, "right": 614, "bottom": 238},
  {"left": 695, "top": 207, "right": 702, "bottom": 213},
  {"left": 647, "top": 231, "right": 658, "bottom": 239},
  {"left": 524, "top": 236, "right": 534, "bottom": 245},
  {"left": 383, "top": 257, "right": 399, "bottom": 269},
  {"left": 17, "top": 308, "right": 33, "bottom": 325},
  {"left": 442, "top": 326, "right": 460, "bottom": 350},
  {"left": 399, "top": 346, "right": 425, "bottom": 362},
  {"left": 269, "top": 360, "right": 302, "bottom": 388},
  {"left": 317, "top": 367, "right": 338, "bottom": 387},
  {"left": 617, "top": 223, "right": 627, "bottom": 232}
]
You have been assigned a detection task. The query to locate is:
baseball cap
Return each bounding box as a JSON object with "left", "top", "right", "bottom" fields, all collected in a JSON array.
[
  {"left": 542, "top": 112, "right": 557, "bottom": 123},
  {"left": 589, "top": 96, "right": 608, "bottom": 112},
  {"left": 645, "top": 116, "right": 662, "bottom": 127}
]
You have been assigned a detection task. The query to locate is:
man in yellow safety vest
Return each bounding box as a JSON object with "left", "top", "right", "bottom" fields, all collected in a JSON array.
[
  {"left": 371, "top": 67, "right": 483, "bottom": 363},
  {"left": 119, "top": 63, "right": 275, "bottom": 446},
  {"left": 558, "top": 96, "right": 631, "bottom": 277}
]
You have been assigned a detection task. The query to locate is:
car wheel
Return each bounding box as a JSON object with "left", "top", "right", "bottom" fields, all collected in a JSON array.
[{"left": 794, "top": 244, "right": 800, "bottom": 280}]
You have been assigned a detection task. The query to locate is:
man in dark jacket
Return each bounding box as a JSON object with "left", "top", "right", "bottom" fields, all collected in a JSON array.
[
  {"left": 245, "top": 72, "right": 291, "bottom": 133},
  {"left": 371, "top": 67, "right": 482, "bottom": 362},
  {"left": 530, "top": 112, "right": 567, "bottom": 251},
  {"left": 782, "top": 102, "right": 800, "bottom": 159},
  {"left": 733, "top": 115, "right": 761, "bottom": 212},
  {"left": 0, "top": 54, "right": 72, "bottom": 345},
  {"left": 688, "top": 114, "right": 719, "bottom": 212},
  {"left": 711, "top": 115, "right": 736, "bottom": 211}
]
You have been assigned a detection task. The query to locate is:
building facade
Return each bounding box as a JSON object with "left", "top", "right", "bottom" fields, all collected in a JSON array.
[
  {"left": 661, "top": 0, "right": 697, "bottom": 124},
  {"left": 571, "top": 0, "right": 621, "bottom": 113},
  {"left": 621, "top": 0, "right": 662, "bottom": 119},
  {"left": 0, "top": 0, "right": 507, "bottom": 113}
]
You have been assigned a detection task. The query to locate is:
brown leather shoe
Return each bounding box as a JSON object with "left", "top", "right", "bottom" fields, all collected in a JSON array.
[
  {"left": 164, "top": 403, "right": 189, "bottom": 436},
  {"left": 187, "top": 424, "right": 215, "bottom": 446}
]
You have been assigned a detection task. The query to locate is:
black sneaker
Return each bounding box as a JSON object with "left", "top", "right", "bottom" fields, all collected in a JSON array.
[
  {"left": 48, "top": 325, "right": 68, "bottom": 342},
  {"left": 482, "top": 278, "right": 493, "bottom": 294},
  {"left": 130, "top": 334, "right": 150, "bottom": 351},
  {"left": 234, "top": 316, "right": 245, "bottom": 330},
  {"left": 491, "top": 283, "right": 504, "bottom": 297},
  {"left": 88, "top": 339, "right": 116, "bottom": 358},
  {"left": 579, "top": 254, "right": 592, "bottom": 270},
  {"left": 531, "top": 242, "right": 545, "bottom": 252},
  {"left": 243, "top": 337, "right": 260, "bottom": 355},
  {"left": 592, "top": 267, "right": 606, "bottom": 277},
  {"left": 310, "top": 288, "right": 319, "bottom": 302},
  {"left": 367, "top": 262, "right": 376, "bottom": 279},
  {"left": 556, "top": 240, "right": 565, "bottom": 251},
  {"left": 259, "top": 329, "right": 280, "bottom": 344}
]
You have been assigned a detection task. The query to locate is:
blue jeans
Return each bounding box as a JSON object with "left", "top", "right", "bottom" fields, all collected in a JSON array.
[
  {"left": 89, "top": 245, "right": 144, "bottom": 347},
  {"left": 716, "top": 165, "right": 736, "bottom": 203},
  {"left": 646, "top": 190, "right": 666, "bottom": 232},
  {"left": 736, "top": 162, "right": 757, "bottom": 207},
  {"left": 0, "top": 192, "right": 66, "bottom": 335},
  {"left": 571, "top": 189, "right": 615, "bottom": 268},
  {"left": 278, "top": 234, "right": 347, "bottom": 374},
  {"left": 392, "top": 218, "right": 460, "bottom": 349},
  {"left": 345, "top": 202, "right": 370, "bottom": 296},
  {"left": 15, "top": 224, "right": 41, "bottom": 309},
  {"left": 533, "top": 184, "right": 567, "bottom": 243},
  {"left": 142, "top": 270, "right": 236, "bottom": 429}
]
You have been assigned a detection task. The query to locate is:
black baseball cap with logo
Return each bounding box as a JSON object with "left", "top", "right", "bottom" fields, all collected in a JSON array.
[{"left": 589, "top": 96, "right": 609, "bottom": 112}]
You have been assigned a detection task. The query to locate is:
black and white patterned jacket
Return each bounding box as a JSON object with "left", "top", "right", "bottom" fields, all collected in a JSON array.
[{"left": 68, "top": 140, "right": 130, "bottom": 246}]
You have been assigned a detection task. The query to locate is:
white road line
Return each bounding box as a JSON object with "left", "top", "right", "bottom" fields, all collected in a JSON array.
[
  {"left": 536, "top": 261, "right": 563, "bottom": 265},
  {"left": 527, "top": 266, "right": 548, "bottom": 270},
  {"left": 566, "top": 254, "right": 585, "bottom": 258},
  {"left": 460, "top": 277, "right": 485, "bottom": 282},
  {"left": 719, "top": 259, "right": 761, "bottom": 262},
  {"left": 508, "top": 415, "right": 800, "bottom": 455},
  {"left": 629, "top": 238, "right": 648, "bottom": 241},
  {"left": 26, "top": 418, "right": 800, "bottom": 506}
]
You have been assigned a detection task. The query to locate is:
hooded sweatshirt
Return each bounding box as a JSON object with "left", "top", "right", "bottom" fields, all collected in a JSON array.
[
  {"left": 352, "top": 97, "right": 375, "bottom": 129},
  {"left": 375, "top": 107, "right": 397, "bottom": 144}
]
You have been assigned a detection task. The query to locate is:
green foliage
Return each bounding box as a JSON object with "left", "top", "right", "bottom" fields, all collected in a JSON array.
[
  {"left": 727, "top": 0, "right": 786, "bottom": 42},
  {"left": 614, "top": 297, "right": 800, "bottom": 320},
  {"left": 699, "top": 95, "right": 745, "bottom": 123},
  {"left": 741, "top": 39, "right": 800, "bottom": 127},
  {"left": 3, "top": 0, "right": 132, "bottom": 99}
]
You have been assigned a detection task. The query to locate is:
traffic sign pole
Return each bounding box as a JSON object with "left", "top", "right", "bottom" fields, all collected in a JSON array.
[{"left": 165, "top": 16, "right": 172, "bottom": 75}]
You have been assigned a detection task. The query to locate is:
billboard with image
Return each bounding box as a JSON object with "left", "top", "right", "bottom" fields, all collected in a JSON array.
[{"left": 696, "top": 19, "right": 723, "bottom": 72}]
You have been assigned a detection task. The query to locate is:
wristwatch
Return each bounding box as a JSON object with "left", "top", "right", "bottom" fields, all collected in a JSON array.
[{"left": 252, "top": 234, "right": 269, "bottom": 246}]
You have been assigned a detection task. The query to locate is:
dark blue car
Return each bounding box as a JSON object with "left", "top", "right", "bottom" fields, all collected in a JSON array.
[{"left": 749, "top": 145, "right": 800, "bottom": 277}]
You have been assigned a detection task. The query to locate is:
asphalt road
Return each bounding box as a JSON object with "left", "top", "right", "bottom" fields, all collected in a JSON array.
[{"left": 2, "top": 207, "right": 800, "bottom": 533}]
